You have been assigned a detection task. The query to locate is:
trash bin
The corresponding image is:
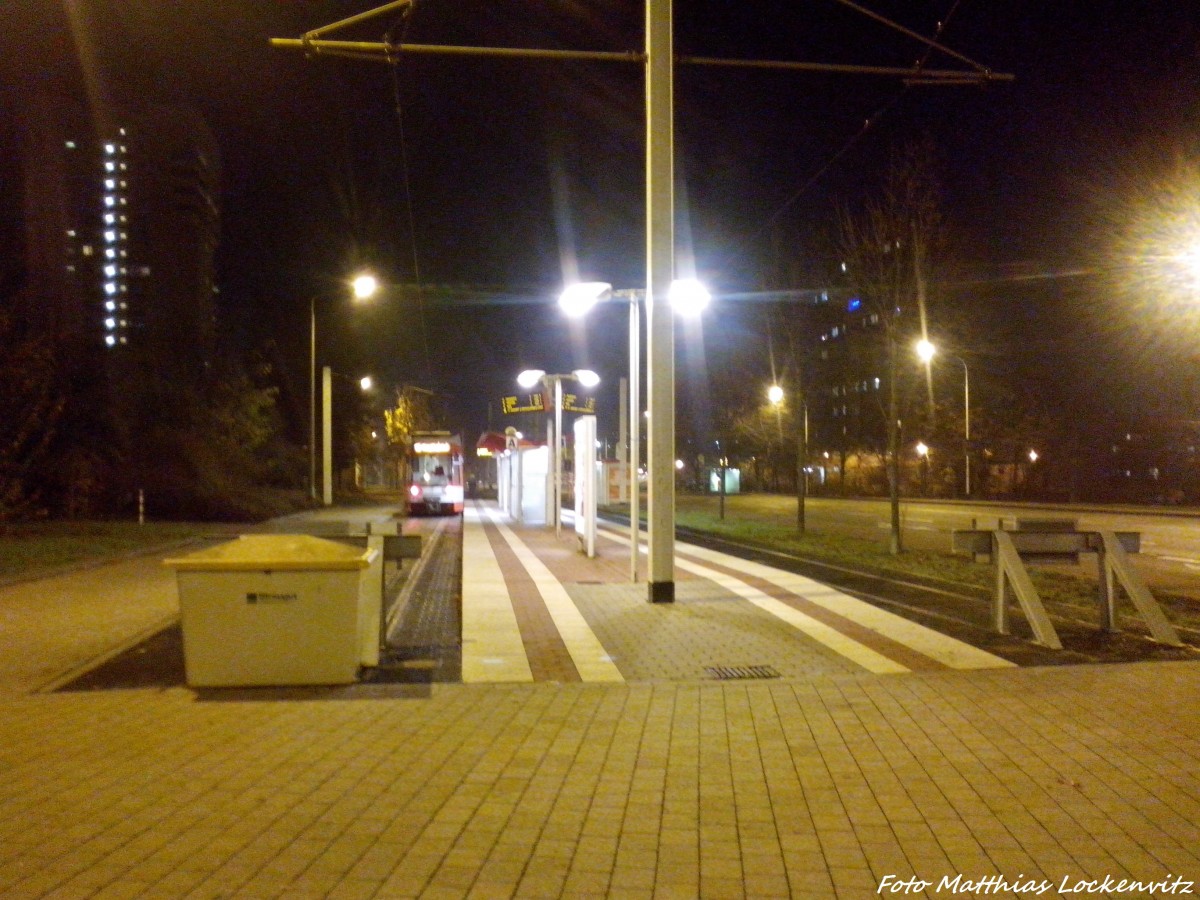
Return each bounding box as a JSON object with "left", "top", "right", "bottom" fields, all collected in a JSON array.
[{"left": 164, "top": 534, "right": 379, "bottom": 687}]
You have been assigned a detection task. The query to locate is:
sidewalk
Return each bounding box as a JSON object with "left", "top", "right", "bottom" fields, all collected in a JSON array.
[{"left": 0, "top": 502, "right": 1197, "bottom": 898}]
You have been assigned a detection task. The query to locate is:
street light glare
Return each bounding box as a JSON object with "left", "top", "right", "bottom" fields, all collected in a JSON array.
[
  {"left": 352, "top": 273, "right": 378, "bottom": 300},
  {"left": 517, "top": 369, "right": 546, "bottom": 389},
  {"left": 559, "top": 282, "right": 612, "bottom": 318},
  {"left": 916, "top": 338, "right": 936, "bottom": 363},
  {"left": 359, "top": 376, "right": 373, "bottom": 391},
  {"left": 573, "top": 369, "right": 600, "bottom": 388},
  {"left": 768, "top": 384, "right": 784, "bottom": 405},
  {"left": 668, "top": 278, "right": 710, "bottom": 316}
]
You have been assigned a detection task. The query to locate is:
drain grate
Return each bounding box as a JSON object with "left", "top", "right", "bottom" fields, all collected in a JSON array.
[{"left": 705, "top": 665, "right": 781, "bottom": 681}]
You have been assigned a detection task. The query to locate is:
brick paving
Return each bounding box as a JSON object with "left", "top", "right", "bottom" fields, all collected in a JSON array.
[{"left": 0, "top": 501, "right": 1198, "bottom": 898}]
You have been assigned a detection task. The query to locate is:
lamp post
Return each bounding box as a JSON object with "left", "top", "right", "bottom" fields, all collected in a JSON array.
[
  {"left": 310, "top": 272, "right": 379, "bottom": 503},
  {"left": 916, "top": 339, "right": 971, "bottom": 497},
  {"left": 768, "top": 383, "right": 808, "bottom": 534},
  {"left": 559, "top": 280, "right": 709, "bottom": 587},
  {"left": 517, "top": 368, "right": 600, "bottom": 538},
  {"left": 915, "top": 440, "right": 931, "bottom": 496},
  {"left": 320, "top": 368, "right": 375, "bottom": 506}
]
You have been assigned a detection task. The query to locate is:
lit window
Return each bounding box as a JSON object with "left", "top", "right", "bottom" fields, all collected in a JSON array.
[
  {"left": 119, "top": 336, "right": 127, "bottom": 345},
  {"left": 119, "top": 163, "right": 127, "bottom": 171},
  {"left": 105, "top": 335, "right": 116, "bottom": 347},
  {"left": 104, "top": 179, "right": 115, "bottom": 189},
  {"left": 104, "top": 282, "right": 117, "bottom": 294},
  {"left": 119, "top": 145, "right": 127, "bottom": 153},
  {"left": 119, "top": 181, "right": 127, "bottom": 188},
  {"left": 104, "top": 249, "right": 115, "bottom": 259},
  {"left": 65, "top": 140, "right": 77, "bottom": 149},
  {"left": 118, "top": 128, "right": 127, "bottom": 136},
  {"left": 104, "top": 196, "right": 115, "bottom": 207},
  {"left": 105, "top": 301, "right": 116, "bottom": 311},
  {"left": 874, "top": 378, "right": 881, "bottom": 389},
  {"left": 66, "top": 229, "right": 76, "bottom": 237},
  {"left": 105, "top": 162, "right": 115, "bottom": 172},
  {"left": 104, "top": 231, "right": 116, "bottom": 242},
  {"left": 82, "top": 245, "right": 93, "bottom": 257},
  {"left": 104, "top": 144, "right": 115, "bottom": 154},
  {"left": 105, "top": 318, "right": 116, "bottom": 329},
  {"left": 104, "top": 214, "right": 115, "bottom": 224}
]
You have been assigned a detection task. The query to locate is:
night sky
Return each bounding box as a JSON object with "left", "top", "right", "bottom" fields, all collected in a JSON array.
[{"left": 3, "top": 0, "right": 1198, "bottom": 442}]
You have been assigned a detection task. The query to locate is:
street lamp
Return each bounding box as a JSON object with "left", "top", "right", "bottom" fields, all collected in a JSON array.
[
  {"left": 516, "top": 368, "right": 600, "bottom": 538},
  {"left": 915, "top": 339, "right": 972, "bottom": 497},
  {"left": 310, "top": 272, "right": 379, "bottom": 504},
  {"left": 352, "top": 273, "right": 378, "bottom": 300},
  {"left": 559, "top": 278, "right": 709, "bottom": 588},
  {"left": 767, "top": 382, "right": 808, "bottom": 533}
]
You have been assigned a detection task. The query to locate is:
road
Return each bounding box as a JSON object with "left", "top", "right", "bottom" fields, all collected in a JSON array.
[{"left": 677, "top": 493, "right": 1200, "bottom": 599}]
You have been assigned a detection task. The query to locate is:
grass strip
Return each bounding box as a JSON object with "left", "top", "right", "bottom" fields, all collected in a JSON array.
[{"left": 0, "top": 521, "right": 226, "bottom": 581}]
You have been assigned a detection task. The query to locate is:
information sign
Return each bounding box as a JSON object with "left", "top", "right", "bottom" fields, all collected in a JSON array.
[{"left": 501, "top": 394, "right": 545, "bottom": 414}]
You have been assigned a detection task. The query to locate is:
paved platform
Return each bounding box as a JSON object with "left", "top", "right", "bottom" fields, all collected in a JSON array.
[
  {"left": 0, "top": 501, "right": 1198, "bottom": 898},
  {"left": 462, "top": 505, "right": 1013, "bottom": 684}
]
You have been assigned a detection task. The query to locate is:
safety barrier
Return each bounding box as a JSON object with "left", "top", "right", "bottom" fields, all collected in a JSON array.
[{"left": 952, "top": 521, "right": 1183, "bottom": 649}]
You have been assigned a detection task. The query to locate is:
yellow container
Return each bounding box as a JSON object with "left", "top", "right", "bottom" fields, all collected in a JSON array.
[{"left": 165, "top": 535, "right": 378, "bottom": 687}]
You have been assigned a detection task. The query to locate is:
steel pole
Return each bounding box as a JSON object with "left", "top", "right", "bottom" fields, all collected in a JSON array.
[
  {"left": 645, "top": 0, "right": 675, "bottom": 603},
  {"left": 310, "top": 297, "right": 317, "bottom": 501},
  {"left": 554, "top": 377, "right": 563, "bottom": 538},
  {"left": 630, "top": 299, "right": 640, "bottom": 582},
  {"left": 962, "top": 357, "right": 971, "bottom": 497},
  {"left": 618, "top": 377, "right": 628, "bottom": 505},
  {"left": 322, "top": 365, "right": 333, "bottom": 506}
]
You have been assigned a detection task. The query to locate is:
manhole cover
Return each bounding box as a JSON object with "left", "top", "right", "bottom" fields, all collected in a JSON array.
[{"left": 705, "top": 665, "right": 781, "bottom": 680}]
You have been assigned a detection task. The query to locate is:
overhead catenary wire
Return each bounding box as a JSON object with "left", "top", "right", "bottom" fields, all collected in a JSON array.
[
  {"left": 385, "top": 7, "right": 433, "bottom": 386},
  {"left": 756, "top": 0, "right": 973, "bottom": 239}
]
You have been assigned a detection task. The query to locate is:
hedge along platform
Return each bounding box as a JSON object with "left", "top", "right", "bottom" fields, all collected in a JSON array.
[{"left": 164, "top": 535, "right": 379, "bottom": 688}]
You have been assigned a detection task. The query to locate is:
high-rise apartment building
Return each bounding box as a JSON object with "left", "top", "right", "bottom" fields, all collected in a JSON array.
[{"left": 5, "top": 92, "right": 220, "bottom": 382}]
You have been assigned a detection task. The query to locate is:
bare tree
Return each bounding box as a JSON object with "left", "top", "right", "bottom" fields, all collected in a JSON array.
[{"left": 838, "top": 142, "right": 941, "bottom": 554}]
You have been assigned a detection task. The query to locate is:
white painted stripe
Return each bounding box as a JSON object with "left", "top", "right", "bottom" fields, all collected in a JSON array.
[
  {"left": 482, "top": 506, "right": 624, "bottom": 682},
  {"left": 460, "top": 506, "right": 533, "bottom": 683},
  {"left": 597, "top": 527, "right": 908, "bottom": 674},
  {"left": 596, "top": 520, "right": 1013, "bottom": 671},
  {"left": 669, "top": 539, "right": 1013, "bottom": 671}
]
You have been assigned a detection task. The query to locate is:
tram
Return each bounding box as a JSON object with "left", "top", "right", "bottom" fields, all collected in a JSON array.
[{"left": 407, "top": 431, "right": 464, "bottom": 515}]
